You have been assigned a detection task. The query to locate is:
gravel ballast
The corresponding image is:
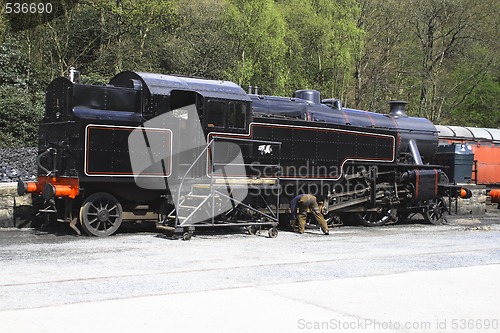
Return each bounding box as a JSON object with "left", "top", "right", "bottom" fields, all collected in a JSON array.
[{"left": 0, "top": 148, "right": 37, "bottom": 182}]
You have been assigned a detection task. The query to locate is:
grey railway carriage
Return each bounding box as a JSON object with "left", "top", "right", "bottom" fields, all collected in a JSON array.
[{"left": 18, "top": 71, "right": 470, "bottom": 237}]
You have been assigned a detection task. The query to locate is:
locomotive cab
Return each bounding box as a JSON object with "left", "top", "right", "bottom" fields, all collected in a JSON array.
[{"left": 19, "top": 71, "right": 260, "bottom": 236}]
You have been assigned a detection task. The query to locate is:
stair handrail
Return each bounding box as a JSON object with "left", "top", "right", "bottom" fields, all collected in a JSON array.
[{"left": 175, "top": 138, "right": 215, "bottom": 227}]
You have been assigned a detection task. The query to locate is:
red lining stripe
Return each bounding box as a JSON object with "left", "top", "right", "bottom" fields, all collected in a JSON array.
[
  {"left": 86, "top": 125, "right": 172, "bottom": 176},
  {"left": 365, "top": 113, "right": 376, "bottom": 126},
  {"left": 341, "top": 110, "right": 350, "bottom": 124}
]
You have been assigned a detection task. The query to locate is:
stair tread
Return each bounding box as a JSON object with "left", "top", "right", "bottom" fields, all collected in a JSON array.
[
  {"left": 167, "top": 215, "right": 188, "bottom": 220},
  {"left": 186, "top": 194, "right": 209, "bottom": 198}
]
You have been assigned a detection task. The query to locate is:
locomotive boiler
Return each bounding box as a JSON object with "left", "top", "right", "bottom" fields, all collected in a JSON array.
[{"left": 18, "top": 71, "right": 469, "bottom": 237}]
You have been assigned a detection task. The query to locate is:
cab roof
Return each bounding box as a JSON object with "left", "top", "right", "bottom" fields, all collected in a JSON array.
[{"left": 109, "top": 71, "right": 251, "bottom": 102}]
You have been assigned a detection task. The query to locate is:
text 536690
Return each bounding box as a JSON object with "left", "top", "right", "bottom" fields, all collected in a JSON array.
[{"left": 5, "top": 2, "right": 53, "bottom": 14}]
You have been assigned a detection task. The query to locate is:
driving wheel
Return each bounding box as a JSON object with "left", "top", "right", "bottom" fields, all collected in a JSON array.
[{"left": 354, "top": 208, "right": 397, "bottom": 227}]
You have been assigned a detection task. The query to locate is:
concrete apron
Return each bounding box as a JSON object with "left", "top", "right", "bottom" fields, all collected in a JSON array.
[{"left": 0, "top": 265, "right": 498, "bottom": 333}]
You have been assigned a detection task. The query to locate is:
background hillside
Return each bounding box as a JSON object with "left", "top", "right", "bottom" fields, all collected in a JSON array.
[{"left": 0, "top": 0, "right": 498, "bottom": 147}]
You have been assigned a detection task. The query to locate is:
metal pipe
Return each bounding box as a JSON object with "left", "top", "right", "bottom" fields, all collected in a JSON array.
[{"left": 408, "top": 139, "right": 423, "bottom": 165}]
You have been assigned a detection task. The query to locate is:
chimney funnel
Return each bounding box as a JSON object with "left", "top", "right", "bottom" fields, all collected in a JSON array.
[{"left": 389, "top": 100, "right": 408, "bottom": 118}]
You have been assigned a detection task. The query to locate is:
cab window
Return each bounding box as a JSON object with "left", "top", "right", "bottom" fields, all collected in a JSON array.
[
  {"left": 207, "top": 100, "right": 225, "bottom": 128},
  {"left": 228, "top": 102, "right": 247, "bottom": 129}
]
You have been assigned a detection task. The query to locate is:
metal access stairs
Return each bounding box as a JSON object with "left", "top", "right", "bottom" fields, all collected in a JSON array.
[
  {"left": 159, "top": 136, "right": 282, "bottom": 239},
  {"left": 162, "top": 180, "right": 280, "bottom": 239},
  {"left": 167, "top": 184, "right": 216, "bottom": 227}
]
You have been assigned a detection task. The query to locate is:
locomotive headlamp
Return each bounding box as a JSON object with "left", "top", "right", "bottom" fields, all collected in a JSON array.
[{"left": 459, "top": 188, "right": 472, "bottom": 199}]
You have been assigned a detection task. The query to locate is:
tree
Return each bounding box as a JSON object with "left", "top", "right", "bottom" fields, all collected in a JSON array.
[
  {"left": 278, "top": 0, "right": 363, "bottom": 100},
  {"left": 0, "top": 9, "right": 7, "bottom": 42},
  {"left": 95, "top": 0, "right": 177, "bottom": 73},
  {"left": 352, "top": 0, "right": 499, "bottom": 125},
  {"left": 408, "top": 0, "right": 495, "bottom": 123},
  {"left": 354, "top": 0, "right": 407, "bottom": 111},
  {"left": 161, "top": 0, "right": 232, "bottom": 79},
  {"left": 0, "top": 39, "right": 43, "bottom": 147},
  {"left": 224, "top": 0, "right": 288, "bottom": 95},
  {"left": 448, "top": 65, "right": 500, "bottom": 127}
]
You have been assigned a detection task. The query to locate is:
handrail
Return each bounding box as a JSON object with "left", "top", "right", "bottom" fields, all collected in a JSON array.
[
  {"left": 212, "top": 136, "right": 282, "bottom": 146},
  {"left": 37, "top": 147, "right": 58, "bottom": 176},
  {"left": 175, "top": 138, "right": 214, "bottom": 227}
]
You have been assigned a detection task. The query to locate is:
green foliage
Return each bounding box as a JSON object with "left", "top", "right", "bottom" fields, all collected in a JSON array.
[
  {"left": 224, "top": 0, "right": 288, "bottom": 95},
  {"left": 449, "top": 73, "right": 500, "bottom": 128},
  {"left": 95, "top": 0, "right": 178, "bottom": 73},
  {"left": 0, "top": 11, "right": 7, "bottom": 42},
  {"left": 353, "top": 0, "right": 499, "bottom": 125},
  {"left": 0, "top": 41, "right": 28, "bottom": 86},
  {"left": 0, "top": 86, "right": 43, "bottom": 148},
  {"left": 80, "top": 72, "right": 108, "bottom": 86},
  {"left": 0, "top": 0, "right": 498, "bottom": 148},
  {"left": 0, "top": 38, "right": 43, "bottom": 147},
  {"left": 279, "top": 0, "right": 363, "bottom": 99},
  {"left": 162, "top": 0, "right": 231, "bottom": 79}
]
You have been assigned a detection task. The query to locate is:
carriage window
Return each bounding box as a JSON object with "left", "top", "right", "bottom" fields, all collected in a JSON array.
[
  {"left": 207, "top": 100, "right": 225, "bottom": 127},
  {"left": 228, "top": 102, "right": 247, "bottom": 129}
]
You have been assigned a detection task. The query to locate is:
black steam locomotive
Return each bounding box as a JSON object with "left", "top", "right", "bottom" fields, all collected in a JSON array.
[{"left": 18, "top": 71, "right": 468, "bottom": 237}]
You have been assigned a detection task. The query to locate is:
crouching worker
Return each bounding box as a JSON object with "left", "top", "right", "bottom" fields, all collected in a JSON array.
[{"left": 290, "top": 194, "right": 329, "bottom": 235}]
